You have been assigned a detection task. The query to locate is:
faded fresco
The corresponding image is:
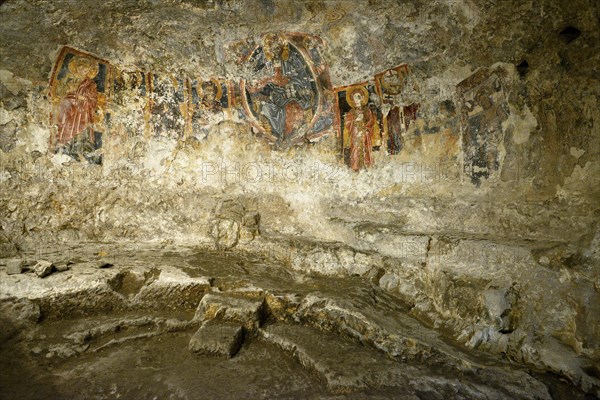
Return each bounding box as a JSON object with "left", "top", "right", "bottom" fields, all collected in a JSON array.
[
  {"left": 373, "top": 64, "right": 424, "bottom": 158},
  {"left": 189, "top": 78, "right": 231, "bottom": 140},
  {"left": 236, "top": 32, "right": 335, "bottom": 148},
  {"left": 149, "top": 73, "right": 188, "bottom": 140},
  {"left": 457, "top": 67, "right": 509, "bottom": 185},
  {"left": 111, "top": 68, "right": 234, "bottom": 142},
  {"left": 112, "top": 69, "right": 150, "bottom": 139},
  {"left": 336, "top": 83, "right": 382, "bottom": 171},
  {"left": 49, "top": 47, "right": 113, "bottom": 164},
  {"left": 48, "top": 42, "right": 480, "bottom": 180},
  {"left": 374, "top": 64, "right": 411, "bottom": 155}
]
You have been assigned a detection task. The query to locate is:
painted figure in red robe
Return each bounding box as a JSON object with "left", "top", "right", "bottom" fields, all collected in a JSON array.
[
  {"left": 343, "top": 87, "right": 380, "bottom": 171},
  {"left": 56, "top": 57, "right": 99, "bottom": 146}
]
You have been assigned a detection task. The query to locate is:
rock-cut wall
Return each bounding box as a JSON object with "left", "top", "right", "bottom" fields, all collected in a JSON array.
[{"left": 0, "top": 0, "right": 599, "bottom": 394}]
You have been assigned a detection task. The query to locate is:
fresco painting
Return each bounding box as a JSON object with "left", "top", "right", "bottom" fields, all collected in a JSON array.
[
  {"left": 335, "top": 83, "right": 382, "bottom": 171},
  {"left": 373, "top": 64, "right": 423, "bottom": 156},
  {"left": 149, "top": 73, "right": 188, "bottom": 140},
  {"left": 112, "top": 69, "right": 151, "bottom": 139},
  {"left": 48, "top": 42, "right": 488, "bottom": 181},
  {"left": 457, "top": 67, "right": 509, "bottom": 186},
  {"left": 237, "top": 32, "right": 335, "bottom": 148},
  {"left": 189, "top": 78, "right": 232, "bottom": 140},
  {"left": 49, "top": 47, "right": 113, "bottom": 165}
]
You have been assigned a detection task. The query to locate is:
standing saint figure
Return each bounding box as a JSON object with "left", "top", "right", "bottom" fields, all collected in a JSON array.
[
  {"left": 342, "top": 87, "right": 380, "bottom": 171},
  {"left": 386, "top": 104, "right": 404, "bottom": 155},
  {"left": 55, "top": 56, "right": 100, "bottom": 147}
]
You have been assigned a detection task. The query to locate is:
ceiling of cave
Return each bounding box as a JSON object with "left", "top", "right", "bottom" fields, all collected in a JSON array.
[{"left": 1, "top": 0, "right": 598, "bottom": 85}]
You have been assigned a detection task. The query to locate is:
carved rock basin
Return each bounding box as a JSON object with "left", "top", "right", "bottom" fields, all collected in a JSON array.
[{"left": 0, "top": 244, "right": 594, "bottom": 400}]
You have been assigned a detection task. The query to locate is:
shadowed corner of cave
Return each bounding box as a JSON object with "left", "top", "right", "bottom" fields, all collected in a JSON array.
[{"left": 0, "top": 0, "right": 599, "bottom": 399}]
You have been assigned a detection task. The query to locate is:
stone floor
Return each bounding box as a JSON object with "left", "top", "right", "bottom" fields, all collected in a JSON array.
[{"left": 0, "top": 244, "right": 596, "bottom": 399}]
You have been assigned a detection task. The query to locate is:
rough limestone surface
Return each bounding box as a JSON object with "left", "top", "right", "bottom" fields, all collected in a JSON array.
[
  {"left": 0, "top": 0, "right": 599, "bottom": 398},
  {"left": 0, "top": 246, "right": 597, "bottom": 398},
  {"left": 260, "top": 323, "right": 551, "bottom": 399}
]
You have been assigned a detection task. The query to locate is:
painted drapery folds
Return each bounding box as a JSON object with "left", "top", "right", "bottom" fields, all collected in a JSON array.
[
  {"left": 373, "top": 64, "right": 422, "bottom": 159},
  {"left": 235, "top": 32, "right": 335, "bottom": 148},
  {"left": 457, "top": 66, "right": 509, "bottom": 186},
  {"left": 45, "top": 45, "right": 425, "bottom": 172},
  {"left": 49, "top": 47, "right": 113, "bottom": 165},
  {"left": 375, "top": 64, "right": 411, "bottom": 156},
  {"left": 336, "top": 84, "right": 382, "bottom": 171},
  {"left": 46, "top": 41, "right": 511, "bottom": 184},
  {"left": 333, "top": 64, "right": 421, "bottom": 171}
]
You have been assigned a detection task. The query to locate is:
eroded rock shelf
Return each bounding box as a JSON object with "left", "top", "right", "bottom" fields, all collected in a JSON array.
[{"left": 1, "top": 245, "right": 598, "bottom": 399}]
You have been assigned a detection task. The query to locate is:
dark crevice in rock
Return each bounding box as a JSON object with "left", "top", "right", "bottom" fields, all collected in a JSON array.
[
  {"left": 559, "top": 26, "right": 582, "bottom": 43},
  {"left": 517, "top": 60, "right": 529, "bottom": 77}
]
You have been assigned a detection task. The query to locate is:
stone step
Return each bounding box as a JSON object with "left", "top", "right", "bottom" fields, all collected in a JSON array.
[
  {"left": 189, "top": 320, "right": 244, "bottom": 358},
  {"left": 259, "top": 323, "right": 414, "bottom": 393},
  {"left": 270, "top": 291, "right": 552, "bottom": 400},
  {"left": 27, "top": 314, "right": 195, "bottom": 360},
  {"left": 194, "top": 292, "right": 265, "bottom": 330},
  {"left": 259, "top": 323, "right": 548, "bottom": 399}
]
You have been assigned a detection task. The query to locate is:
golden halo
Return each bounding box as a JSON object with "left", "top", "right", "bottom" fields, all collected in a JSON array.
[
  {"left": 212, "top": 78, "right": 223, "bottom": 101},
  {"left": 68, "top": 56, "right": 99, "bottom": 79},
  {"left": 346, "top": 86, "right": 369, "bottom": 108},
  {"left": 199, "top": 79, "right": 222, "bottom": 102}
]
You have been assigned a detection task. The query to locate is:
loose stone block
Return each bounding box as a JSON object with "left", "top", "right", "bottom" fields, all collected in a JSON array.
[
  {"left": 189, "top": 321, "right": 244, "bottom": 358},
  {"left": 195, "top": 293, "right": 265, "bottom": 329},
  {"left": 33, "top": 260, "right": 55, "bottom": 278},
  {"left": 6, "top": 259, "right": 26, "bottom": 275}
]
